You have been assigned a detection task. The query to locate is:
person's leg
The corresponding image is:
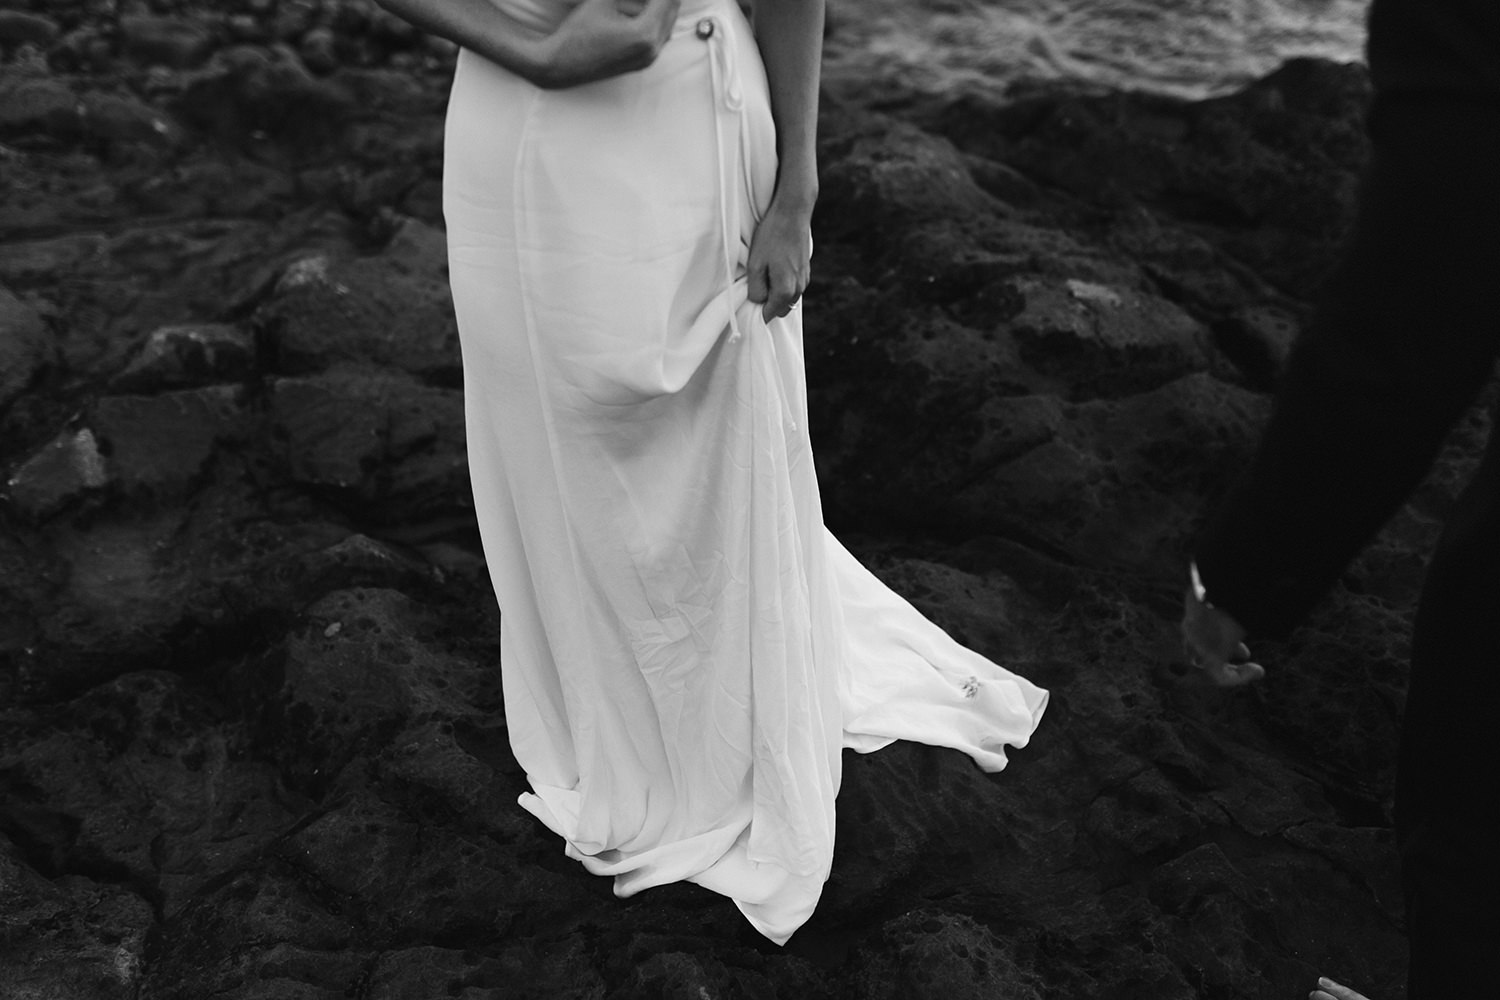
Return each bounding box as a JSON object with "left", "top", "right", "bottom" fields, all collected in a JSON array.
[
  {"left": 1192, "top": 93, "right": 1500, "bottom": 640},
  {"left": 1324, "top": 88, "right": 1500, "bottom": 1000},
  {"left": 1400, "top": 398, "right": 1500, "bottom": 997}
]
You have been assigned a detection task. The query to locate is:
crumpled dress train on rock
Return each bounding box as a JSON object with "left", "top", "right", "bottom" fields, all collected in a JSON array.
[{"left": 443, "top": 0, "right": 1049, "bottom": 943}]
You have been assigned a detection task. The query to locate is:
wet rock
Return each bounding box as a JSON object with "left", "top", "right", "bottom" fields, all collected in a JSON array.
[
  {"left": 0, "top": 73, "right": 84, "bottom": 138},
  {"left": 140, "top": 860, "right": 365, "bottom": 1000},
  {"left": 374, "top": 720, "right": 529, "bottom": 842},
  {"left": 1137, "top": 844, "right": 1407, "bottom": 999},
  {"left": 24, "top": 505, "right": 192, "bottom": 693},
  {"left": 852, "top": 911, "right": 1044, "bottom": 1000},
  {"left": 0, "top": 231, "right": 109, "bottom": 286},
  {"left": 3, "top": 426, "right": 109, "bottom": 520},
  {"left": 266, "top": 371, "right": 469, "bottom": 524},
  {"left": 1212, "top": 302, "right": 1301, "bottom": 389},
  {"left": 298, "top": 25, "right": 339, "bottom": 74},
  {"left": 818, "top": 116, "right": 1002, "bottom": 242},
  {"left": 1283, "top": 823, "right": 1403, "bottom": 922},
  {"left": 227, "top": 532, "right": 443, "bottom": 625},
  {"left": 109, "top": 322, "right": 256, "bottom": 393},
  {"left": 52, "top": 26, "right": 116, "bottom": 74},
  {"left": 264, "top": 373, "right": 382, "bottom": 491},
  {"left": 225, "top": 13, "right": 267, "bottom": 43},
  {"left": 362, "top": 946, "right": 509, "bottom": 1000},
  {"left": 118, "top": 15, "right": 215, "bottom": 69},
  {"left": 0, "top": 73, "right": 177, "bottom": 148},
  {"left": 273, "top": 0, "right": 320, "bottom": 43},
  {"left": 366, "top": 942, "right": 617, "bottom": 1000},
  {"left": 17, "top": 489, "right": 365, "bottom": 701},
  {"left": 237, "top": 588, "right": 489, "bottom": 794},
  {"left": 0, "top": 11, "right": 61, "bottom": 48},
  {"left": 0, "top": 672, "right": 310, "bottom": 915},
  {"left": 329, "top": 0, "right": 375, "bottom": 37},
  {"left": 174, "top": 44, "right": 354, "bottom": 154},
  {"left": 1083, "top": 766, "right": 1222, "bottom": 857},
  {"left": 613, "top": 951, "right": 740, "bottom": 1000},
  {"left": 284, "top": 796, "right": 520, "bottom": 939},
  {"left": 923, "top": 59, "right": 1370, "bottom": 300},
  {"left": 1202, "top": 743, "right": 1337, "bottom": 837},
  {"left": 828, "top": 738, "right": 1033, "bottom": 923},
  {"left": 1009, "top": 276, "right": 1209, "bottom": 398},
  {"left": 90, "top": 385, "right": 252, "bottom": 495},
  {"left": 0, "top": 520, "right": 56, "bottom": 681},
  {"left": 0, "top": 285, "right": 51, "bottom": 414},
  {"left": 255, "top": 220, "right": 461, "bottom": 380},
  {"left": 963, "top": 374, "right": 1269, "bottom": 572},
  {"left": 1242, "top": 598, "right": 1410, "bottom": 810},
  {"left": 1147, "top": 842, "right": 1262, "bottom": 915},
  {"left": 78, "top": 90, "right": 180, "bottom": 146},
  {"left": 817, "top": 363, "right": 1269, "bottom": 575},
  {"left": 0, "top": 836, "right": 152, "bottom": 1000}
]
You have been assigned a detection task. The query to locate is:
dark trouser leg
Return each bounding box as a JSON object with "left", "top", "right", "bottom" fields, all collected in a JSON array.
[
  {"left": 1321, "top": 93, "right": 1500, "bottom": 999},
  {"left": 1400, "top": 403, "right": 1500, "bottom": 998}
]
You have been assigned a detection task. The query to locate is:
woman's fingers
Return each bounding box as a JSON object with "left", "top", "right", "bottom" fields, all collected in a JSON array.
[
  {"left": 760, "top": 265, "right": 806, "bottom": 320},
  {"left": 746, "top": 262, "right": 770, "bottom": 310},
  {"left": 1217, "top": 658, "right": 1265, "bottom": 686},
  {"left": 1182, "top": 634, "right": 1265, "bottom": 687},
  {"left": 537, "top": 0, "right": 680, "bottom": 86},
  {"left": 746, "top": 205, "right": 811, "bottom": 321},
  {"left": 746, "top": 251, "right": 805, "bottom": 320},
  {"left": 1311, "top": 978, "right": 1371, "bottom": 1000},
  {"left": 635, "top": 0, "right": 681, "bottom": 46}
]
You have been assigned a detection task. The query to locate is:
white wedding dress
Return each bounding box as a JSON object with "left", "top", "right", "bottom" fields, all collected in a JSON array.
[{"left": 443, "top": 0, "right": 1048, "bottom": 943}]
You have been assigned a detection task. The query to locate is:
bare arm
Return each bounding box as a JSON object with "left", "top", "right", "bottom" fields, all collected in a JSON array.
[
  {"left": 745, "top": 0, "right": 824, "bottom": 319},
  {"left": 372, "top": 0, "right": 681, "bottom": 88},
  {"left": 751, "top": 0, "right": 822, "bottom": 210}
]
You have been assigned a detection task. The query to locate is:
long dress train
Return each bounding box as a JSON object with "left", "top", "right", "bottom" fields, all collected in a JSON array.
[{"left": 442, "top": 0, "right": 1049, "bottom": 944}]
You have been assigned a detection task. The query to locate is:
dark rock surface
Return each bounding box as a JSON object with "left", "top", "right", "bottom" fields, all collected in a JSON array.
[
  {"left": 0, "top": 285, "right": 52, "bottom": 412},
  {"left": 0, "top": 0, "right": 1465, "bottom": 997}
]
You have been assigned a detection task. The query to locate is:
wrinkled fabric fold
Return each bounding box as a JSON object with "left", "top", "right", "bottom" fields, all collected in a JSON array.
[{"left": 444, "top": 0, "right": 1047, "bottom": 944}]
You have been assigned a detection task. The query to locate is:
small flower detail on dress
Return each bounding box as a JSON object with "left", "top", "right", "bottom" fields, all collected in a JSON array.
[{"left": 961, "top": 676, "right": 980, "bottom": 699}]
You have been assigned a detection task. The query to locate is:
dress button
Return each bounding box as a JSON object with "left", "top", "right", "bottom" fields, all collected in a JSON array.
[{"left": 696, "top": 18, "right": 714, "bottom": 39}]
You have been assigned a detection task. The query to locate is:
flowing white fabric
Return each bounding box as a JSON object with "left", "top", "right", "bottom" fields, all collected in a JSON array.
[{"left": 443, "top": 0, "right": 1048, "bottom": 944}]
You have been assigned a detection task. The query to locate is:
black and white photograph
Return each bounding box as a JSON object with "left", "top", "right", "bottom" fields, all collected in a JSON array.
[{"left": 1, "top": 0, "right": 1495, "bottom": 997}]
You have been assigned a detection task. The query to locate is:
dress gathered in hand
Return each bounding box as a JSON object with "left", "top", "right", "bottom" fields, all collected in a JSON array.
[{"left": 443, "top": 0, "right": 1049, "bottom": 943}]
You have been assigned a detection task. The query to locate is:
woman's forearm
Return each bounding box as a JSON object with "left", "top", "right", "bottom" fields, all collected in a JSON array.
[
  {"left": 751, "top": 0, "right": 824, "bottom": 210},
  {"left": 373, "top": 0, "right": 547, "bottom": 78},
  {"left": 375, "top": 0, "right": 681, "bottom": 89}
]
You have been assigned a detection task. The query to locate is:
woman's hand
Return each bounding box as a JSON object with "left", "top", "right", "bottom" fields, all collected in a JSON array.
[
  {"left": 1181, "top": 591, "right": 1265, "bottom": 686},
  {"left": 1310, "top": 977, "right": 1370, "bottom": 1000},
  {"left": 1180, "top": 563, "right": 1265, "bottom": 687},
  {"left": 370, "top": 0, "right": 677, "bottom": 89},
  {"left": 531, "top": 0, "right": 681, "bottom": 89},
  {"left": 747, "top": 195, "right": 813, "bottom": 321}
]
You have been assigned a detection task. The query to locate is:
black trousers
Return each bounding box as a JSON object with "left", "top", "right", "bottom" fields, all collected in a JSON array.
[
  {"left": 1193, "top": 7, "right": 1500, "bottom": 990},
  {"left": 1342, "top": 98, "right": 1500, "bottom": 997},
  {"left": 1400, "top": 402, "right": 1500, "bottom": 997}
]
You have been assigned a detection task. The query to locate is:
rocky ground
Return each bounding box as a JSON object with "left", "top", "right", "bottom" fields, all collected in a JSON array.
[{"left": 2, "top": 1, "right": 1482, "bottom": 997}]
